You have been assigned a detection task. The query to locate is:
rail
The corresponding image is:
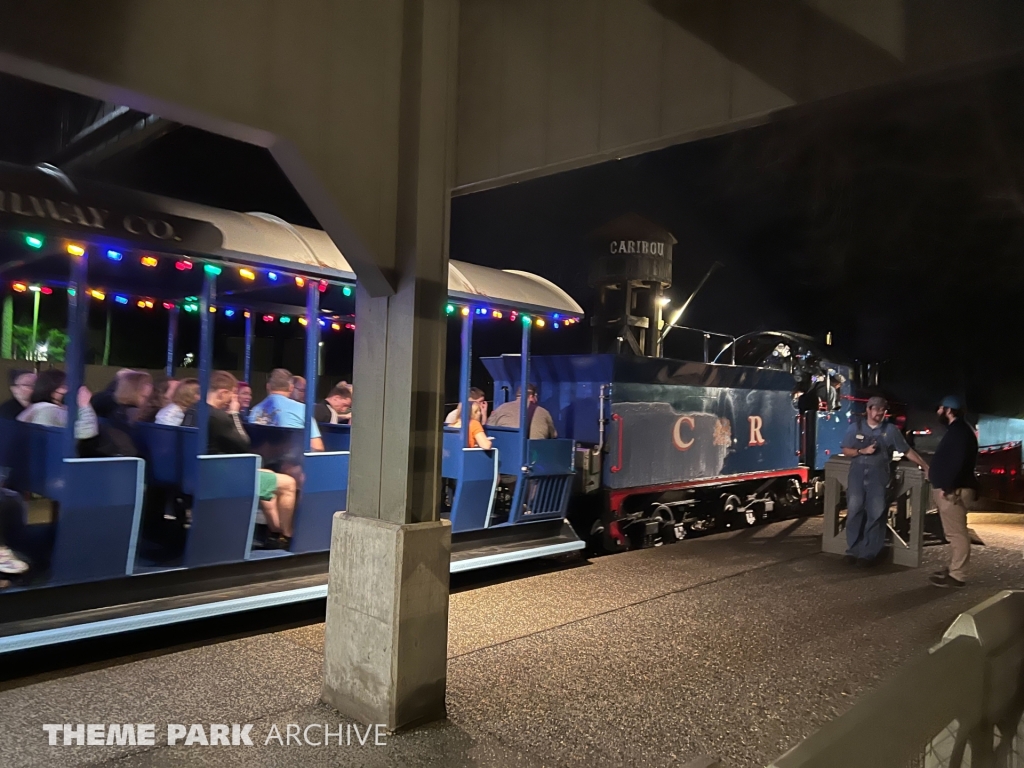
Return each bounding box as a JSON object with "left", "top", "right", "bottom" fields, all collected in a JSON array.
[
  {"left": 662, "top": 324, "right": 736, "bottom": 364},
  {"left": 768, "top": 590, "right": 1024, "bottom": 768}
]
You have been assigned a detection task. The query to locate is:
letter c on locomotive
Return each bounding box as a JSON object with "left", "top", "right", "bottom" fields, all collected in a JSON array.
[{"left": 673, "top": 415, "right": 696, "bottom": 451}]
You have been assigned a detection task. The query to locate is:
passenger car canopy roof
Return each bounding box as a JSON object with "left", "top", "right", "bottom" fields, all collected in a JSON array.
[{"left": 0, "top": 162, "right": 583, "bottom": 316}]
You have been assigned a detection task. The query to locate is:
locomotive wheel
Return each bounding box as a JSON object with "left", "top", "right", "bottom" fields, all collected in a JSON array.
[
  {"left": 653, "top": 504, "right": 684, "bottom": 544},
  {"left": 720, "top": 494, "right": 749, "bottom": 529}
]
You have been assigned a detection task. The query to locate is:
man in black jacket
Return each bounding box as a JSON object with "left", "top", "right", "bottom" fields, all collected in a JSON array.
[{"left": 928, "top": 395, "right": 979, "bottom": 588}]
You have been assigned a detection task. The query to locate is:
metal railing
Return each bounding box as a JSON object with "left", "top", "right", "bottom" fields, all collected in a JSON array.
[{"left": 769, "top": 590, "right": 1024, "bottom": 768}]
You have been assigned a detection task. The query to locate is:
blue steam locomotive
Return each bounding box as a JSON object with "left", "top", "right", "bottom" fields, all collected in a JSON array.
[{"left": 474, "top": 331, "right": 853, "bottom": 555}]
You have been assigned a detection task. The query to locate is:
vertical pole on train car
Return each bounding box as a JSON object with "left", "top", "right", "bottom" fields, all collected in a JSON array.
[
  {"left": 1, "top": 294, "right": 11, "bottom": 358},
  {"left": 304, "top": 281, "right": 320, "bottom": 450},
  {"left": 196, "top": 270, "right": 215, "bottom": 455},
  {"left": 519, "top": 317, "right": 531, "bottom": 459},
  {"left": 243, "top": 310, "right": 253, "bottom": 384},
  {"left": 30, "top": 289, "right": 40, "bottom": 357},
  {"left": 102, "top": 306, "right": 111, "bottom": 366},
  {"left": 165, "top": 305, "right": 178, "bottom": 377},
  {"left": 62, "top": 251, "right": 89, "bottom": 459},
  {"left": 459, "top": 309, "right": 473, "bottom": 449}
]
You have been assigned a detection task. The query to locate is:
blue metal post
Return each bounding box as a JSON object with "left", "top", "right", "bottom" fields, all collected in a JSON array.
[
  {"left": 62, "top": 251, "right": 89, "bottom": 459},
  {"left": 519, "top": 317, "right": 531, "bottom": 458},
  {"left": 304, "top": 281, "right": 320, "bottom": 450},
  {"left": 165, "top": 305, "right": 178, "bottom": 377},
  {"left": 243, "top": 310, "right": 253, "bottom": 384},
  {"left": 459, "top": 310, "right": 473, "bottom": 448},
  {"left": 196, "top": 271, "right": 215, "bottom": 455}
]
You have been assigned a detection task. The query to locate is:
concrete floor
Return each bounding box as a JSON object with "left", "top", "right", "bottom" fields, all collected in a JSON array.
[{"left": 1, "top": 512, "right": 1022, "bottom": 768}]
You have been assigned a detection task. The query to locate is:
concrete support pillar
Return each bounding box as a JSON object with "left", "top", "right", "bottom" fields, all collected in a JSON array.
[
  {"left": 321, "top": 515, "right": 450, "bottom": 729},
  {"left": 322, "top": 0, "right": 459, "bottom": 730}
]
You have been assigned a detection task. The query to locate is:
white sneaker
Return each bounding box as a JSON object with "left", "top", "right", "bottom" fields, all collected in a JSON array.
[{"left": 0, "top": 546, "right": 28, "bottom": 575}]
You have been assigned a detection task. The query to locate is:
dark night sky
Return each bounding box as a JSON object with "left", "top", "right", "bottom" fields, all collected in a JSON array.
[{"left": 4, "top": 61, "right": 1024, "bottom": 413}]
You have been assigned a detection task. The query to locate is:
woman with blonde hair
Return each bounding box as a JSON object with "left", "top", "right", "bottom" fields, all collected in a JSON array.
[{"left": 156, "top": 378, "right": 200, "bottom": 427}]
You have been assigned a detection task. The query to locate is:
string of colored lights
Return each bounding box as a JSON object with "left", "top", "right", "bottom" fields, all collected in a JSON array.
[
  {"left": 11, "top": 281, "right": 356, "bottom": 330},
  {"left": 12, "top": 236, "right": 580, "bottom": 329},
  {"left": 443, "top": 303, "right": 579, "bottom": 329}
]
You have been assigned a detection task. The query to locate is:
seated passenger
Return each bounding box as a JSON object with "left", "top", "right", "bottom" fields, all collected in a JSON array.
[
  {"left": 156, "top": 378, "right": 200, "bottom": 426},
  {"left": 313, "top": 385, "right": 352, "bottom": 424},
  {"left": 0, "top": 369, "right": 36, "bottom": 421},
  {"left": 449, "top": 401, "right": 492, "bottom": 449},
  {"left": 138, "top": 377, "right": 177, "bottom": 423},
  {"left": 85, "top": 371, "right": 153, "bottom": 457},
  {"left": 249, "top": 368, "right": 324, "bottom": 451},
  {"left": 90, "top": 368, "right": 135, "bottom": 419},
  {"left": 445, "top": 387, "right": 486, "bottom": 426},
  {"left": 206, "top": 370, "right": 297, "bottom": 549},
  {"left": 290, "top": 375, "right": 307, "bottom": 403},
  {"left": 487, "top": 384, "right": 557, "bottom": 439},
  {"left": 114, "top": 371, "right": 153, "bottom": 424},
  {"left": 236, "top": 381, "right": 253, "bottom": 420},
  {"left": 17, "top": 369, "right": 98, "bottom": 439},
  {"left": 0, "top": 488, "right": 29, "bottom": 584}
]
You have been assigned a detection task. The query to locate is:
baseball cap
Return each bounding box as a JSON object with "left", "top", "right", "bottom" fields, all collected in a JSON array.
[{"left": 940, "top": 395, "right": 963, "bottom": 410}]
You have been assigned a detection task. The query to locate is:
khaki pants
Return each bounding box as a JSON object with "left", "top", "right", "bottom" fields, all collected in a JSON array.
[{"left": 933, "top": 488, "right": 976, "bottom": 582}]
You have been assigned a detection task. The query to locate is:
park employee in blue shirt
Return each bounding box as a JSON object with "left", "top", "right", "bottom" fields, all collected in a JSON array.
[{"left": 840, "top": 395, "right": 929, "bottom": 567}]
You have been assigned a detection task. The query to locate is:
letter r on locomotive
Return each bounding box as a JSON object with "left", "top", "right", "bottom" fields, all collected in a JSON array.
[{"left": 748, "top": 416, "right": 766, "bottom": 446}]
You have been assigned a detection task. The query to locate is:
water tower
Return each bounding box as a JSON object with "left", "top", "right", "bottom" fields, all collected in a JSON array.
[{"left": 589, "top": 213, "right": 676, "bottom": 357}]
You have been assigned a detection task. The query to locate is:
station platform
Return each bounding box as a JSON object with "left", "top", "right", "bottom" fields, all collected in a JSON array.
[{"left": 2, "top": 512, "right": 1023, "bottom": 768}]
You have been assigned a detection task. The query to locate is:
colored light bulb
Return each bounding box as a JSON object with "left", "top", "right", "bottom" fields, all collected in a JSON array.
[{"left": 24, "top": 235, "right": 43, "bottom": 249}]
